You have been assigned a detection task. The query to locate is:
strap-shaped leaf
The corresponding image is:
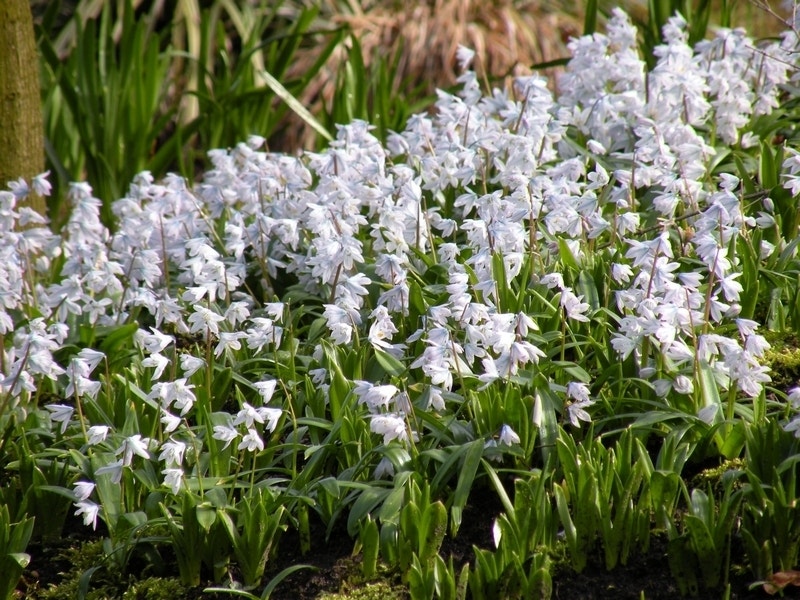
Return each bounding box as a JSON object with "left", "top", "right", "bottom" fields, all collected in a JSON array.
[{"left": 260, "top": 69, "right": 332, "bottom": 142}]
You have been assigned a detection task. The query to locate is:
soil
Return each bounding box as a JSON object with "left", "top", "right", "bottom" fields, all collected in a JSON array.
[{"left": 550, "top": 535, "right": 773, "bottom": 600}]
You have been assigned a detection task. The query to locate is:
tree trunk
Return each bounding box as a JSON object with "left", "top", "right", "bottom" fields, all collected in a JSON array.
[{"left": 0, "top": 0, "right": 45, "bottom": 216}]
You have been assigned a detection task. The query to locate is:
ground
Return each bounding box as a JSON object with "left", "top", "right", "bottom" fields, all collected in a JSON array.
[{"left": 20, "top": 485, "right": 782, "bottom": 600}]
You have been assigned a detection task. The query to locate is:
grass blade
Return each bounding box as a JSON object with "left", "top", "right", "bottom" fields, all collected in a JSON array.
[{"left": 260, "top": 69, "right": 333, "bottom": 142}]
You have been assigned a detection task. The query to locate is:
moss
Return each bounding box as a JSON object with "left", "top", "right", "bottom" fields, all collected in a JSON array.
[
  {"left": 36, "top": 575, "right": 190, "bottom": 600},
  {"left": 314, "top": 555, "right": 408, "bottom": 600},
  {"left": 120, "top": 577, "right": 189, "bottom": 600},
  {"left": 763, "top": 331, "right": 800, "bottom": 392},
  {"left": 30, "top": 540, "right": 191, "bottom": 600},
  {"left": 317, "top": 580, "right": 408, "bottom": 600},
  {"left": 689, "top": 458, "right": 746, "bottom": 495}
]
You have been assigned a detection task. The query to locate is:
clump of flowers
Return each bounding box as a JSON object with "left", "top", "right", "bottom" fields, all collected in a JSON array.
[{"left": 2, "top": 9, "right": 800, "bottom": 591}]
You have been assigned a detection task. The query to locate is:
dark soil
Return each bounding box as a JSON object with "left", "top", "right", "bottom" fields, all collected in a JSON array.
[{"left": 550, "top": 535, "right": 775, "bottom": 600}]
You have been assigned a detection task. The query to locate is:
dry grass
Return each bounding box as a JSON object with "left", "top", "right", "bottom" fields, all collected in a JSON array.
[
  {"left": 277, "top": 0, "right": 582, "bottom": 149},
  {"left": 279, "top": 0, "right": 793, "bottom": 150},
  {"left": 329, "top": 0, "right": 579, "bottom": 90}
]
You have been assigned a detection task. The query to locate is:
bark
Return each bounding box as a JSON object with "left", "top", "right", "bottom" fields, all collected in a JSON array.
[{"left": 0, "top": 0, "right": 45, "bottom": 215}]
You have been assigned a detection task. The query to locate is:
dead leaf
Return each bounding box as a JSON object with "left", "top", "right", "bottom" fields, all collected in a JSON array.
[{"left": 763, "top": 570, "right": 800, "bottom": 595}]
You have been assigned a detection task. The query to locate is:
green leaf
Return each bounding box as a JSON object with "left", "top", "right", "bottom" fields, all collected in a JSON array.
[
  {"left": 552, "top": 360, "right": 591, "bottom": 383},
  {"left": 8, "top": 552, "right": 30, "bottom": 568},
  {"left": 260, "top": 564, "right": 317, "bottom": 599},
  {"left": 421, "top": 501, "right": 448, "bottom": 562},
  {"left": 202, "top": 588, "right": 259, "bottom": 600},
  {"left": 379, "top": 484, "right": 407, "bottom": 524},
  {"left": 347, "top": 487, "right": 390, "bottom": 537},
  {"left": 450, "top": 439, "right": 483, "bottom": 536},
  {"left": 685, "top": 516, "right": 720, "bottom": 588},
  {"left": 668, "top": 536, "right": 700, "bottom": 596},
  {"left": 409, "top": 279, "right": 427, "bottom": 319},
  {"left": 697, "top": 361, "right": 722, "bottom": 421},
  {"left": 97, "top": 322, "right": 139, "bottom": 356},
  {"left": 577, "top": 270, "right": 600, "bottom": 311},
  {"left": 77, "top": 565, "right": 104, "bottom": 600},
  {"left": 260, "top": 69, "right": 332, "bottom": 142},
  {"left": 360, "top": 516, "right": 380, "bottom": 579},
  {"left": 720, "top": 420, "right": 747, "bottom": 459},
  {"left": 196, "top": 504, "right": 217, "bottom": 533},
  {"left": 374, "top": 349, "right": 405, "bottom": 377},
  {"left": 759, "top": 140, "right": 777, "bottom": 190},
  {"left": 554, "top": 485, "right": 582, "bottom": 571},
  {"left": 212, "top": 366, "right": 233, "bottom": 411},
  {"left": 584, "top": 0, "right": 599, "bottom": 35},
  {"left": 734, "top": 154, "right": 757, "bottom": 196},
  {"left": 557, "top": 238, "right": 580, "bottom": 271}
]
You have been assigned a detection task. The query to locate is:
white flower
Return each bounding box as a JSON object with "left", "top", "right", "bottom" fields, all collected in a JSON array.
[
  {"left": 329, "top": 322, "right": 353, "bottom": 345},
  {"left": 171, "top": 379, "right": 196, "bottom": 416},
  {"left": 32, "top": 171, "right": 52, "bottom": 196},
  {"left": 234, "top": 402, "right": 265, "bottom": 429},
  {"left": 561, "top": 288, "right": 591, "bottom": 322},
  {"left": 264, "top": 302, "right": 286, "bottom": 323},
  {"left": 233, "top": 403, "right": 282, "bottom": 435},
  {"left": 427, "top": 386, "right": 445, "bottom": 411},
  {"left": 117, "top": 434, "right": 151, "bottom": 467},
  {"left": 162, "top": 468, "right": 183, "bottom": 494},
  {"left": 540, "top": 273, "right": 564, "bottom": 290},
  {"left": 566, "top": 382, "right": 591, "bottom": 403},
  {"left": 353, "top": 381, "right": 399, "bottom": 413},
  {"left": 698, "top": 404, "right": 720, "bottom": 425},
  {"left": 254, "top": 379, "right": 277, "bottom": 403},
  {"left": 784, "top": 417, "right": 800, "bottom": 438},
  {"left": 158, "top": 439, "right": 186, "bottom": 467},
  {"left": 142, "top": 352, "right": 170, "bottom": 380},
  {"left": 498, "top": 425, "right": 521, "bottom": 446},
  {"left": 46, "top": 404, "right": 74, "bottom": 434},
  {"left": 611, "top": 263, "right": 633, "bottom": 284},
  {"left": 514, "top": 312, "right": 538, "bottom": 337},
  {"left": 566, "top": 400, "right": 593, "bottom": 428},
  {"left": 238, "top": 428, "right": 264, "bottom": 453},
  {"left": 262, "top": 407, "right": 282, "bottom": 433},
  {"left": 74, "top": 500, "right": 100, "bottom": 530},
  {"left": 370, "top": 413, "right": 408, "bottom": 444},
  {"left": 224, "top": 301, "right": 251, "bottom": 326},
  {"left": 374, "top": 456, "right": 395, "bottom": 479},
  {"left": 179, "top": 354, "right": 205, "bottom": 377},
  {"left": 161, "top": 410, "right": 181, "bottom": 433},
  {"left": 215, "top": 331, "right": 247, "bottom": 357},
  {"left": 309, "top": 368, "right": 327, "bottom": 385},
  {"left": 456, "top": 45, "right": 475, "bottom": 71},
  {"left": 135, "top": 327, "right": 174, "bottom": 354},
  {"left": 73, "top": 481, "right": 96, "bottom": 501},
  {"left": 673, "top": 375, "right": 694, "bottom": 395},
  {"left": 76, "top": 348, "right": 105, "bottom": 374},
  {"left": 788, "top": 387, "right": 800, "bottom": 410},
  {"left": 653, "top": 379, "right": 672, "bottom": 397},
  {"left": 87, "top": 425, "right": 110, "bottom": 445},
  {"left": 213, "top": 424, "right": 238, "bottom": 449},
  {"left": 187, "top": 305, "right": 225, "bottom": 336}
]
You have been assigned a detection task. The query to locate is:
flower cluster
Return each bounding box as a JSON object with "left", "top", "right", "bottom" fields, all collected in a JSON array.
[{"left": 3, "top": 10, "right": 800, "bottom": 533}]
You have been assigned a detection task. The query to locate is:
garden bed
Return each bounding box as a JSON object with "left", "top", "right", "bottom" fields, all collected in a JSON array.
[{"left": 5, "top": 5, "right": 800, "bottom": 600}]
